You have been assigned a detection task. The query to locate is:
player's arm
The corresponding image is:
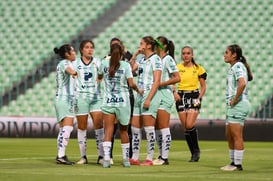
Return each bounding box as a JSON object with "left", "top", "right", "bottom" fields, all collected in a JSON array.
[
  {"left": 230, "top": 77, "right": 245, "bottom": 106},
  {"left": 65, "top": 66, "right": 77, "bottom": 78},
  {"left": 160, "top": 71, "right": 180, "bottom": 87}
]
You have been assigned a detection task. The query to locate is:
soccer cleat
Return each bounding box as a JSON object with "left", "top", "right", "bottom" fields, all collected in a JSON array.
[
  {"left": 129, "top": 158, "right": 141, "bottom": 165},
  {"left": 103, "top": 160, "right": 111, "bottom": 168},
  {"left": 221, "top": 164, "right": 243, "bottom": 171},
  {"left": 110, "top": 158, "right": 114, "bottom": 165},
  {"left": 153, "top": 157, "right": 169, "bottom": 165},
  {"left": 76, "top": 155, "right": 88, "bottom": 164},
  {"left": 140, "top": 159, "right": 153, "bottom": 166},
  {"left": 189, "top": 152, "right": 200, "bottom": 162},
  {"left": 55, "top": 155, "right": 74, "bottom": 165},
  {"left": 123, "top": 159, "right": 131, "bottom": 168},
  {"left": 97, "top": 156, "right": 104, "bottom": 165}
]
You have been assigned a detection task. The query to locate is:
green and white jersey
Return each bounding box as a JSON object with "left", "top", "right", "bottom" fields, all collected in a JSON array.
[
  {"left": 99, "top": 60, "right": 133, "bottom": 107},
  {"left": 160, "top": 55, "right": 178, "bottom": 90},
  {"left": 226, "top": 62, "right": 249, "bottom": 102},
  {"left": 73, "top": 57, "right": 102, "bottom": 98},
  {"left": 137, "top": 53, "right": 162, "bottom": 92},
  {"left": 55, "top": 59, "right": 75, "bottom": 99}
]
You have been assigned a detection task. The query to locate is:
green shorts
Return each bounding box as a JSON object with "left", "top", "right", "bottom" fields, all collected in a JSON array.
[
  {"left": 54, "top": 96, "right": 75, "bottom": 123},
  {"left": 101, "top": 105, "right": 131, "bottom": 126},
  {"left": 74, "top": 95, "right": 102, "bottom": 115},
  {"left": 158, "top": 89, "right": 174, "bottom": 114},
  {"left": 133, "top": 90, "right": 161, "bottom": 118},
  {"left": 226, "top": 99, "right": 250, "bottom": 126}
]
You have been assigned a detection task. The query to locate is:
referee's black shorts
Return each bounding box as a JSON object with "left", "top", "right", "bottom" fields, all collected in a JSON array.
[{"left": 175, "top": 90, "right": 201, "bottom": 112}]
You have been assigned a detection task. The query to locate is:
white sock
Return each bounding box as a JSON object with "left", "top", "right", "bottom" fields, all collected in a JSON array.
[
  {"left": 144, "top": 126, "right": 155, "bottom": 161},
  {"left": 57, "top": 127, "right": 63, "bottom": 157},
  {"left": 121, "top": 143, "right": 130, "bottom": 160},
  {"left": 58, "top": 126, "right": 73, "bottom": 158},
  {"left": 103, "top": 141, "right": 112, "bottom": 161},
  {"left": 155, "top": 129, "right": 162, "bottom": 157},
  {"left": 131, "top": 126, "right": 142, "bottom": 160},
  {"left": 77, "top": 129, "right": 87, "bottom": 157},
  {"left": 229, "top": 149, "right": 234, "bottom": 163},
  {"left": 161, "top": 128, "right": 171, "bottom": 159},
  {"left": 234, "top": 150, "right": 244, "bottom": 165},
  {"left": 95, "top": 128, "right": 104, "bottom": 157}
]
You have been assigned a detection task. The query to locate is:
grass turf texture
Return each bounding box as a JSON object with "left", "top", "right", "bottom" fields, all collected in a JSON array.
[{"left": 0, "top": 138, "right": 272, "bottom": 181}]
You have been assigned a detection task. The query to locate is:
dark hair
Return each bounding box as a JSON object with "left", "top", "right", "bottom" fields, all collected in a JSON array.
[
  {"left": 157, "top": 36, "right": 175, "bottom": 59},
  {"left": 79, "top": 40, "right": 95, "bottom": 56},
  {"left": 54, "top": 44, "right": 72, "bottom": 59},
  {"left": 142, "top": 36, "right": 156, "bottom": 51},
  {"left": 109, "top": 43, "right": 122, "bottom": 77},
  {"left": 110, "top": 37, "right": 121, "bottom": 45},
  {"left": 181, "top": 46, "right": 198, "bottom": 67},
  {"left": 227, "top": 44, "right": 253, "bottom": 81}
]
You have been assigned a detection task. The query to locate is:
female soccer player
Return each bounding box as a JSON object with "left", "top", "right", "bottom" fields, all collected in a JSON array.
[
  {"left": 73, "top": 40, "right": 104, "bottom": 164},
  {"left": 98, "top": 43, "right": 141, "bottom": 168},
  {"left": 54, "top": 44, "right": 77, "bottom": 165},
  {"left": 153, "top": 36, "right": 180, "bottom": 165},
  {"left": 129, "top": 36, "right": 162, "bottom": 166},
  {"left": 220, "top": 44, "right": 253, "bottom": 171},
  {"left": 173, "top": 46, "right": 207, "bottom": 162}
]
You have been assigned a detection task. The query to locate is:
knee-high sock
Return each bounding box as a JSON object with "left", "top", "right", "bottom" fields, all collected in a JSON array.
[
  {"left": 95, "top": 128, "right": 104, "bottom": 157},
  {"left": 121, "top": 143, "right": 130, "bottom": 160},
  {"left": 144, "top": 126, "right": 156, "bottom": 161},
  {"left": 229, "top": 149, "right": 235, "bottom": 163},
  {"left": 234, "top": 150, "right": 244, "bottom": 165},
  {"left": 77, "top": 129, "right": 87, "bottom": 157},
  {"left": 188, "top": 127, "right": 200, "bottom": 153},
  {"left": 110, "top": 123, "right": 118, "bottom": 159},
  {"left": 161, "top": 128, "right": 171, "bottom": 159},
  {"left": 128, "top": 124, "right": 133, "bottom": 158},
  {"left": 131, "top": 126, "right": 142, "bottom": 160},
  {"left": 58, "top": 126, "right": 73, "bottom": 158},
  {"left": 155, "top": 129, "right": 162, "bottom": 157},
  {"left": 103, "top": 141, "right": 112, "bottom": 161},
  {"left": 184, "top": 131, "right": 194, "bottom": 155}
]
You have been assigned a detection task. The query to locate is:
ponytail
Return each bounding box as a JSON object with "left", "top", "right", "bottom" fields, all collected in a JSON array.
[
  {"left": 109, "top": 44, "right": 122, "bottom": 77},
  {"left": 157, "top": 36, "right": 175, "bottom": 59},
  {"left": 240, "top": 56, "right": 253, "bottom": 81}
]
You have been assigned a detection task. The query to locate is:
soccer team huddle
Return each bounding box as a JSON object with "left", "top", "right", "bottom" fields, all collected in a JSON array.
[{"left": 53, "top": 35, "right": 252, "bottom": 171}]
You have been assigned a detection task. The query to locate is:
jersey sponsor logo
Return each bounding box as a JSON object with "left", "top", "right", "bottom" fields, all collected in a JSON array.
[
  {"left": 106, "top": 96, "right": 124, "bottom": 103},
  {"left": 138, "top": 67, "right": 143, "bottom": 75},
  {"left": 84, "top": 72, "right": 93, "bottom": 80}
]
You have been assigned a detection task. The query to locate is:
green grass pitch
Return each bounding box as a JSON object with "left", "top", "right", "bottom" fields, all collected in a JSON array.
[{"left": 0, "top": 138, "right": 272, "bottom": 181}]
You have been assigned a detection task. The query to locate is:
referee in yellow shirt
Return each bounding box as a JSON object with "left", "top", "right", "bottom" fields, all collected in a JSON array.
[{"left": 173, "top": 46, "right": 207, "bottom": 162}]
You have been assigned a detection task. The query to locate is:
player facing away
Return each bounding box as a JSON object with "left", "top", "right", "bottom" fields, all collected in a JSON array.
[
  {"left": 98, "top": 43, "right": 141, "bottom": 168},
  {"left": 73, "top": 40, "right": 104, "bottom": 164},
  {"left": 54, "top": 44, "right": 77, "bottom": 165},
  {"left": 221, "top": 44, "right": 253, "bottom": 171}
]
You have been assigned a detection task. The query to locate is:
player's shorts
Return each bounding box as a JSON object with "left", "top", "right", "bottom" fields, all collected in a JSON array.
[
  {"left": 101, "top": 105, "right": 131, "bottom": 126},
  {"left": 158, "top": 89, "right": 174, "bottom": 114},
  {"left": 175, "top": 90, "right": 201, "bottom": 112},
  {"left": 54, "top": 96, "right": 74, "bottom": 123},
  {"left": 74, "top": 95, "right": 102, "bottom": 115},
  {"left": 133, "top": 90, "right": 161, "bottom": 118},
  {"left": 226, "top": 99, "right": 250, "bottom": 126}
]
